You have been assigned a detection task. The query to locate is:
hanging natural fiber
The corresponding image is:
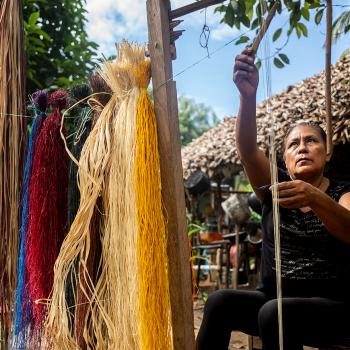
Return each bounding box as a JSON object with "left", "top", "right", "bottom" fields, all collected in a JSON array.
[
  {"left": 12, "top": 91, "right": 49, "bottom": 349},
  {"left": 47, "top": 42, "right": 174, "bottom": 350},
  {"left": 134, "top": 60, "right": 173, "bottom": 349},
  {"left": 25, "top": 89, "right": 69, "bottom": 343},
  {"left": 46, "top": 60, "right": 117, "bottom": 349},
  {"left": 0, "top": 0, "right": 26, "bottom": 346}
]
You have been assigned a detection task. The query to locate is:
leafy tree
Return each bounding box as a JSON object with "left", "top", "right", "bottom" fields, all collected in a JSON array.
[
  {"left": 24, "top": 0, "right": 98, "bottom": 94},
  {"left": 215, "top": 0, "right": 348, "bottom": 69},
  {"left": 178, "top": 95, "right": 219, "bottom": 146}
]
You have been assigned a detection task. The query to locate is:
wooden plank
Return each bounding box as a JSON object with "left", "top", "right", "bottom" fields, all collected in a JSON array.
[
  {"left": 146, "top": 1, "right": 195, "bottom": 349},
  {"left": 170, "top": 0, "right": 225, "bottom": 20}
]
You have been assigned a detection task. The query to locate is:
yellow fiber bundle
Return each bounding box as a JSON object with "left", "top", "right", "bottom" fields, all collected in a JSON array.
[{"left": 134, "top": 61, "right": 173, "bottom": 350}]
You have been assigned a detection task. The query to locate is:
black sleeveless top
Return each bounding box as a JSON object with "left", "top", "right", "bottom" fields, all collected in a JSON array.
[{"left": 258, "top": 170, "right": 350, "bottom": 300}]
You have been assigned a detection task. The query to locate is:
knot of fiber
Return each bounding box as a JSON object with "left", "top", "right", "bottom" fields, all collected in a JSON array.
[
  {"left": 50, "top": 89, "right": 69, "bottom": 110},
  {"left": 32, "top": 90, "right": 49, "bottom": 113},
  {"left": 133, "top": 60, "right": 151, "bottom": 89},
  {"left": 70, "top": 84, "right": 92, "bottom": 106}
]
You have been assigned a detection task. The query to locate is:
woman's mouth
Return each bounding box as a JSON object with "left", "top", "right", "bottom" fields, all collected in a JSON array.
[{"left": 296, "top": 158, "right": 311, "bottom": 165}]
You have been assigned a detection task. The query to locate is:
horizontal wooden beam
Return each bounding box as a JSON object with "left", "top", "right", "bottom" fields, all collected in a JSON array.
[{"left": 169, "top": 0, "right": 225, "bottom": 19}]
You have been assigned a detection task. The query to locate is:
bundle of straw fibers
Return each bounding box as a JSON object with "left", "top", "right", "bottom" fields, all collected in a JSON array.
[
  {"left": 46, "top": 61, "right": 118, "bottom": 349},
  {"left": 0, "top": 0, "right": 26, "bottom": 346},
  {"left": 47, "top": 42, "right": 173, "bottom": 350}
]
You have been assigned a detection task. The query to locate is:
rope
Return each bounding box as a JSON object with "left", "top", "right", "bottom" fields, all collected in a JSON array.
[{"left": 257, "top": 2, "right": 283, "bottom": 349}]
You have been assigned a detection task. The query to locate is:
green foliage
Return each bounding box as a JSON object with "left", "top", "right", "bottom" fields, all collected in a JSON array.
[
  {"left": 24, "top": 0, "right": 99, "bottom": 94},
  {"left": 215, "top": 0, "right": 349, "bottom": 69},
  {"left": 332, "top": 10, "right": 350, "bottom": 43},
  {"left": 178, "top": 95, "right": 219, "bottom": 146}
]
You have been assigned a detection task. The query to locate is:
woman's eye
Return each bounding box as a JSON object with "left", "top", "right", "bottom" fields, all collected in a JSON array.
[{"left": 288, "top": 141, "right": 297, "bottom": 148}]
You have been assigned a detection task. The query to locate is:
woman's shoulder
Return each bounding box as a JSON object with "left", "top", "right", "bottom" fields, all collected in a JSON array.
[{"left": 327, "top": 178, "right": 350, "bottom": 201}]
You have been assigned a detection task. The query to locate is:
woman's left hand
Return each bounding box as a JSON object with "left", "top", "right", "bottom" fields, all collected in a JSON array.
[{"left": 272, "top": 180, "right": 319, "bottom": 209}]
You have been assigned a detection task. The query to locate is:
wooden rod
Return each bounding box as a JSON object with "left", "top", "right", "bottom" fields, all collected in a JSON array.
[
  {"left": 251, "top": 1, "right": 280, "bottom": 53},
  {"left": 170, "top": 0, "right": 225, "bottom": 20},
  {"left": 146, "top": 0, "right": 195, "bottom": 349},
  {"left": 325, "top": 0, "right": 333, "bottom": 161}
]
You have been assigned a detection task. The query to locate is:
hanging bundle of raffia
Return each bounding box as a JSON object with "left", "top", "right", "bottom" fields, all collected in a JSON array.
[
  {"left": 12, "top": 91, "right": 50, "bottom": 348},
  {"left": 25, "top": 89, "right": 69, "bottom": 346},
  {"left": 134, "top": 57, "right": 173, "bottom": 350},
  {"left": 46, "top": 41, "right": 173, "bottom": 350},
  {"left": 0, "top": 0, "right": 26, "bottom": 346}
]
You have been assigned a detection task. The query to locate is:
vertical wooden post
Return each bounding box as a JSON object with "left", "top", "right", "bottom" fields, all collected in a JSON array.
[
  {"left": 325, "top": 0, "right": 333, "bottom": 161},
  {"left": 146, "top": 1, "right": 195, "bottom": 349}
]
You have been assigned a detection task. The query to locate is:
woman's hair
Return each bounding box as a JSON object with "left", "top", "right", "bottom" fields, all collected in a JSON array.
[{"left": 284, "top": 120, "right": 327, "bottom": 148}]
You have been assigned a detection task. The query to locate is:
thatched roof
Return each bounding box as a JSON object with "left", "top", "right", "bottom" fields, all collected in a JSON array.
[{"left": 182, "top": 55, "right": 350, "bottom": 179}]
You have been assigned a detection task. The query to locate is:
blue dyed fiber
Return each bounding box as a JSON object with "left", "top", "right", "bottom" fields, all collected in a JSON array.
[{"left": 12, "top": 91, "right": 49, "bottom": 347}]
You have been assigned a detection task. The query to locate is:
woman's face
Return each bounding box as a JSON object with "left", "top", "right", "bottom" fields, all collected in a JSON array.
[{"left": 284, "top": 125, "right": 326, "bottom": 180}]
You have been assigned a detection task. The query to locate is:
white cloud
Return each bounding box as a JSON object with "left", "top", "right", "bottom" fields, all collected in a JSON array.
[
  {"left": 211, "top": 25, "right": 239, "bottom": 41},
  {"left": 85, "top": 0, "right": 233, "bottom": 57},
  {"left": 86, "top": 0, "right": 147, "bottom": 56}
]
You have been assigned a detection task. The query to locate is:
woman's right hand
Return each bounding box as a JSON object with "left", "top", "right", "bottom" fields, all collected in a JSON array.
[{"left": 233, "top": 48, "right": 259, "bottom": 98}]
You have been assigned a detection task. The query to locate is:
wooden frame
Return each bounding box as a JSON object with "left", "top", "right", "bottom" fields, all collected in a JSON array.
[{"left": 146, "top": 0, "right": 195, "bottom": 349}]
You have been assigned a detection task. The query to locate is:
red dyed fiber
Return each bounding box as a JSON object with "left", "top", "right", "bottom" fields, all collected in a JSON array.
[{"left": 25, "top": 89, "right": 69, "bottom": 331}]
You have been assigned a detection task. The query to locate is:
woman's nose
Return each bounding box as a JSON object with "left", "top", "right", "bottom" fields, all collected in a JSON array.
[{"left": 297, "top": 140, "right": 307, "bottom": 152}]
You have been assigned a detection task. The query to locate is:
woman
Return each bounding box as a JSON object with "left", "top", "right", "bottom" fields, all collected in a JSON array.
[{"left": 196, "top": 48, "right": 350, "bottom": 350}]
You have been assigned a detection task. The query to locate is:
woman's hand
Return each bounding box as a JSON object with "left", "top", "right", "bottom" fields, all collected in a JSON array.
[
  {"left": 233, "top": 47, "right": 259, "bottom": 98},
  {"left": 273, "top": 180, "right": 319, "bottom": 209}
]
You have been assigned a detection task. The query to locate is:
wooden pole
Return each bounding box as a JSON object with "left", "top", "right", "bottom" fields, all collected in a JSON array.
[
  {"left": 325, "top": 0, "right": 333, "bottom": 161},
  {"left": 170, "top": 0, "right": 225, "bottom": 20},
  {"left": 146, "top": 1, "right": 195, "bottom": 349}
]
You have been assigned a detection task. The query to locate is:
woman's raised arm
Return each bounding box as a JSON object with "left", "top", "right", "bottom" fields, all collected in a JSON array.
[{"left": 234, "top": 48, "right": 271, "bottom": 200}]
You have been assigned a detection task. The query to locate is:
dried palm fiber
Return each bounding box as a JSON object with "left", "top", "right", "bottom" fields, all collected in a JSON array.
[
  {"left": 134, "top": 59, "right": 173, "bottom": 349},
  {"left": 65, "top": 84, "right": 103, "bottom": 349},
  {"left": 0, "top": 0, "right": 26, "bottom": 346},
  {"left": 46, "top": 42, "right": 149, "bottom": 350},
  {"left": 25, "top": 89, "right": 69, "bottom": 339},
  {"left": 88, "top": 73, "right": 112, "bottom": 127},
  {"left": 12, "top": 91, "right": 49, "bottom": 348},
  {"left": 45, "top": 61, "right": 119, "bottom": 348}
]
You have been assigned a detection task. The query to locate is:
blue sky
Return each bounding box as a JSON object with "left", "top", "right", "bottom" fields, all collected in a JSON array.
[{"left": 85, "top": 0, "right": 350, "bottom": 119}]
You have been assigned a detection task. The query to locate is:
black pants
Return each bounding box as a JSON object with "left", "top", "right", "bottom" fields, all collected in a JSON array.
[{"left": 196, "top": 289, "right": 350, "bottom": 350}]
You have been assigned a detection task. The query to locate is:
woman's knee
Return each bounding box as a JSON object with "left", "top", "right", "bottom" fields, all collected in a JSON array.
[
  {"left": 203, "top": 290, "right": 232, "bottom": 317},
  {"left": 258, "top": 299, "right": 278, "bottom": 331}
]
